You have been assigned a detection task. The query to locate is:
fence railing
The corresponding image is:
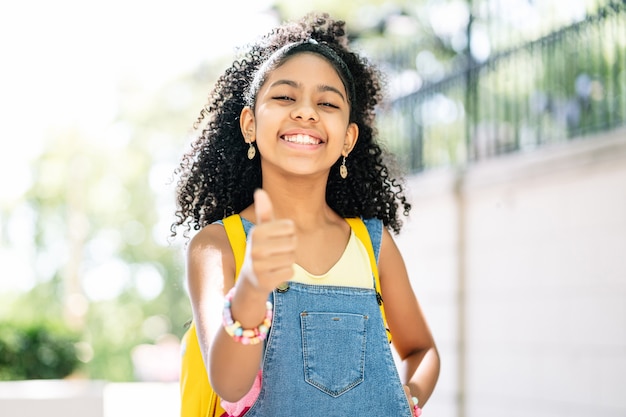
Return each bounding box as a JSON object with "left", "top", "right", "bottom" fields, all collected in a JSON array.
[{"left": 377, "top": 0, "right": 626, "bottom": 173}]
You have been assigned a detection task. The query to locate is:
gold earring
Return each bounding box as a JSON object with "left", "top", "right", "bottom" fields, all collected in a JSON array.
[
  {"left": 340, "top": 156, "right": 348, "bottom": 179},
  {"left": 247, "top": 142, "right": 256, "bottom": 160}
]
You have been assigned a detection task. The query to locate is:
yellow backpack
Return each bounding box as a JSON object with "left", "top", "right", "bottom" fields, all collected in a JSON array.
[{"left": 179, "top": 215, "right": 390, "bottom": 417}]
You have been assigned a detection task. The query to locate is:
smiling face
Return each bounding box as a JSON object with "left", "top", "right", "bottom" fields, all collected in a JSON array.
[{"left": 240, "top": 52, "right": 358, "bottom": 181}]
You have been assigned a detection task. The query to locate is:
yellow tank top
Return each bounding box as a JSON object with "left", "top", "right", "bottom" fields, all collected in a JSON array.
[{"left": 291, "top": 230, "right": 373, "bottom": 288}]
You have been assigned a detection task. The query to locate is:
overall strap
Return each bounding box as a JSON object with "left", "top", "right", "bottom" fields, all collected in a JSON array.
[{"left": 345, "top": 217, "right": 392, "bottom": 343}]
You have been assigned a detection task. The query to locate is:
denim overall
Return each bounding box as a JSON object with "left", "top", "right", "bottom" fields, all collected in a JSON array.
[{"left": 239, "top": 218, "right": 413, "bottom": 417}]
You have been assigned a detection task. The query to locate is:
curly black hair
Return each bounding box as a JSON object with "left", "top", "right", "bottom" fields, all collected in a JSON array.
[{"left": 172, "top": 12, "right": 411, "bottom": 237}]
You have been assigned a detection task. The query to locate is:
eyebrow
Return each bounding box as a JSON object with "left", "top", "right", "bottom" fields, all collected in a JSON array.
[{"left": 269, "top": 79, "right": 346, "bottom": 102}]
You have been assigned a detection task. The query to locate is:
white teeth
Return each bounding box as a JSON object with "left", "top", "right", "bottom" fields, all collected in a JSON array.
[{"left": 283, "top": 134, "right": 320, "bottom": 145}]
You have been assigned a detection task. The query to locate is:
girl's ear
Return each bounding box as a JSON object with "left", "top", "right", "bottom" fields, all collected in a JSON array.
[
  {"left": 240, "top": 106, "right": 255, "bottom": 142},
  {"left": 342, "top": 122, "right": 359, "bottom": 157}
]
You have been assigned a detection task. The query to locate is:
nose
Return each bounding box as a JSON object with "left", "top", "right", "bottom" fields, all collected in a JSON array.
[{"left": 290, "top": 100, "right": 319, "bottom": 122}]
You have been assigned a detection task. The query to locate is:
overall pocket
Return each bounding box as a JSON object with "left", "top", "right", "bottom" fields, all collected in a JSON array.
[{"left": 300, "top": 311, "right": 367, "bottom": 397}]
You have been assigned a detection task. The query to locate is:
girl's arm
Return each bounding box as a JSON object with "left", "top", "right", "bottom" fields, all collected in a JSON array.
[
  {"left": 186, "top": 223, "right": 265, "bottom": 402},
  {"left": 378, "top": 227, "right": 440, "bottom": 407},
  {"left": 187, "top": 190, "right": 296, "bottom": 402}
]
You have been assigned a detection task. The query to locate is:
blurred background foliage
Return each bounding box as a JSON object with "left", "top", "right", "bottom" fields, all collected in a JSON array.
[
  {"left": 1, "top": 54, "right": 232, "bottom": 380},
  {"left": 1, "top": 0, "right": 619, "bottom": 381},
  {"left": 0, "top": 320, "right": 80, "bottom": 380}
]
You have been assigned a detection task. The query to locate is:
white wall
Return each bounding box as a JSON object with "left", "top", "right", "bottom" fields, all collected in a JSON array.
[
  {"left": 0, "top": 380, "right": 180, "bottom": 417},
  {"left": 0, "top": 380, "right": 104, "bottom": 417},
  {"left": 396, "top": 129, "right": 626, "bottom": 417}
]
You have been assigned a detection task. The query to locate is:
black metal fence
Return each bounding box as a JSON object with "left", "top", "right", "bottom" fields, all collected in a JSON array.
[{"left": 376, "top": 0, "right": 626, "bottom": 173}]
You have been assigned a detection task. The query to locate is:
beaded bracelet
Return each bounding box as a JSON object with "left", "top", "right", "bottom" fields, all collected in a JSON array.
[
  {"left": 222, "top": 287, "right": 273, "bottom": 345},
  {"left": 411, "top": 396, "right": 422, "bottom": 417}
]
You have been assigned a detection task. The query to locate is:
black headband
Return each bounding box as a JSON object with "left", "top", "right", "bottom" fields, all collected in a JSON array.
[{"left": 246, "top": 39, "right": 357, "bottom": 119}]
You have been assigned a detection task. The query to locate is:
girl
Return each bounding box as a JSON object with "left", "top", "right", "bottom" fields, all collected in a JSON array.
[{"left": 173, "top": 13, "right": 439, "bottom": 417}]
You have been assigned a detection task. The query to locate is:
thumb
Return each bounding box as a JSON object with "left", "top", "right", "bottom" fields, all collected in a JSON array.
[{"left": 254, "top": 189, "right": 274, "bottom": 224}]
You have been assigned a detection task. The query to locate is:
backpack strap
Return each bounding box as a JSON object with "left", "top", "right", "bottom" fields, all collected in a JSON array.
[
  {"left": 223, "top": 214, "right": 247, "bottom": 280},
  {"left": 345, "top": 217, "right": 392, "bottom": 343}
]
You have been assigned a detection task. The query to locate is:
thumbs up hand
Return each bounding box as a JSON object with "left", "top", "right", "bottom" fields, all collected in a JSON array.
[{"left": 239, "top": 189, "right": 296, "bottom": 295}]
